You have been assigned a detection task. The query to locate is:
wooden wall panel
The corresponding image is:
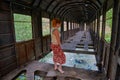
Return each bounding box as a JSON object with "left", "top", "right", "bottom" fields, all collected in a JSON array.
[
  {"left": 16, "top": 43, "right": 27, "bottom": 66},
  {"left": 0, "top": 46, "right": 15, "bottom": 60},
  {"left": 47, "top": 37, "right": 51, "bottom": 51},
  {"left": 0, "top": 1, "right": 17, "bottom": 77},
  {"left": 0, "top": 11, "right": 11, "bottom": 21},
  {"left": 0, "top": 55, "right": 16, "bottom": 69},
  {"left": 1, "top": 63, "right": 17, "bottom": 76},
  {"left": 0, "top": 1, "right": 10, "bottom": 11},
  {"left": 0, "top": 47, "right": 17, "bottom": 76},
  {"left": 0, "top": 22, "right": 12, "bottom": 34},
  {"left": 16, "top": 40, "right": 35, "bottom": 66},
  {"left": 34, "top": 38, "right": 42, "bottom": 59},
  {"left": 0, "top": 34, "right": 14, "bottom": 46},
  {"left": 42, "top": 35, "right": 51, "bottom": 54},
  {"left": 26, "top": 40, "right": 35, "bottom": 61},
  {"left": 43, "top": 38, "right": 47, "bottom": 53}
]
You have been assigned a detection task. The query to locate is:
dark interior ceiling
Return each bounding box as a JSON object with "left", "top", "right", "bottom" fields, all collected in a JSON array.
[{"left": 9, "top": 0, "right": 111, "bottom": 23}]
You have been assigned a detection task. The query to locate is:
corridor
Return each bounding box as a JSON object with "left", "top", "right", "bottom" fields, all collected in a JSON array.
[
  {"left": 0, "top": 0, "right": 120, "bottom": 80},
  {"left": 2, "top": 31, "right": 104, "bottom": 80}
]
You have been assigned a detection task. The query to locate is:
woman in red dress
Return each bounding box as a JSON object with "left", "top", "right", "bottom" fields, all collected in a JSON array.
[{"left": 51, "top": 18, "right": 66, "bottom": 73}]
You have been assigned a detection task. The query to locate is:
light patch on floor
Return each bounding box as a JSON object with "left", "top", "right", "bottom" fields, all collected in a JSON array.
[
  {"left": 39, "top": 52, "right": 98, "bottom": 71},
  {"left": 75, "top": 48, "right": 95, "bottom": 52}
]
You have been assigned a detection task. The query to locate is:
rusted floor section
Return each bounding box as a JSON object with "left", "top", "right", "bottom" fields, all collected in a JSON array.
[{"left": 2, "top": 61, "right": 105, "bottom": 80}]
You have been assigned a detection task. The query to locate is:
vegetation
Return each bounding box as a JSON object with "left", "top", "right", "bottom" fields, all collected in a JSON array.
[
  {"left": 105, "top": 8, "right": 113, "bottom": 43},
  {"left": 42, "top": 18, "right": 50, "bottom": 36},
  {"left": 14, "top": 14, "right": 32, "bottom": 42},
  {"left": 14, "top": 8, "right": 113, "bottom": 43},
  {"left": 14, "top": 14, "right": 51, "bottom": 42}
]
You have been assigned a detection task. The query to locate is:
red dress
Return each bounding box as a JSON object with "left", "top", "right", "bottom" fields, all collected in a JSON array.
[{"left": 51, "top": 44, "right": 66, "bottom": 64}]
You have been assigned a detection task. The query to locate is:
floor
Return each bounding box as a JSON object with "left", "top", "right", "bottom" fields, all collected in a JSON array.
[
  {"left": 39, "top": 52, "right": 98, "bottom": 71},
  {"left": 1, "top": 31, "right": 105, "bottom": 80},
  {"left": 62, "top": 31, "right": 93, "bottom": 50},
  {"left": 1, "top": 61, "right": 105, "bottom": 80}
]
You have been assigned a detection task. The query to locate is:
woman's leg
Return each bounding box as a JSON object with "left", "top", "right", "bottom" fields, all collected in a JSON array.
[
  {"left": 58, "top": 64, "right": 64, "bottom": 73},
  {"left": 54, "top": 62, "right": 58, "bottom": 70}
]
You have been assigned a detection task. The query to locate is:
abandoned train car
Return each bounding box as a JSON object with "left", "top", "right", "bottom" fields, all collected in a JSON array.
[{"left": 0, "top": 0, "right": 120, "bottom": 80}]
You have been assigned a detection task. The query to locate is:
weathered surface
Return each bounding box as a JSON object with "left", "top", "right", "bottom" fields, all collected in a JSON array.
[{"left": 1, "top": 61, "right": 105, "bottom": 80}]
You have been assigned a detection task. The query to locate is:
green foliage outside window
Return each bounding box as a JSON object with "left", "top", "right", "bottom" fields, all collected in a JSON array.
[
  {"left": 99, "top": 15, "right": 103, "bottom": 37},
  {"left": 14, "top": 14, "right": 32, "bottom": 42},
  {"left": 105, "top": 8, "right": 113, "bottom": 43},
  {"left": 42, "top": 18, "right": 50, "bottom": 36}
]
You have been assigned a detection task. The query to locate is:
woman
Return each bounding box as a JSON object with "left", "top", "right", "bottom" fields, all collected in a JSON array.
[{"left": 51, "top": 18, "right": 66, "bottom": 73}]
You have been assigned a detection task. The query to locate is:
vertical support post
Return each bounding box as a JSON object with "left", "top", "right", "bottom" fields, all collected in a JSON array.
[
  {"left": 108, "top": 0, "right": 120, "bottom": 79},
  {"left": 100, "top": 1, "right": 107, "bottom": 64},
  {"left": 39, "top": 10, "right": 43, "bottom": 53},
  {"left": 61, "top": 20, "right": 64, "bottom": 43},
  {"left": 97, "top": 10, "right": 100, "bottom": 55},
  {"left": 101, "top": 5, "right": 106, "bottom": 40},
  {"left": 94, "top": 20, "right": 96, "bottom": 33},
  {"left": 67, "top": 21, "right": 69, "bottom": 38},
  {"left": 96, "top": 10, "right": 103, "bottom": 71},
  {"left": 70, "top": 22, "right": 72, "bottom": 36}
]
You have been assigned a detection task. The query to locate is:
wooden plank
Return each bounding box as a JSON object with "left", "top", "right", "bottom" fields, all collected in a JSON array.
[
  {"left": 16, "top": 43, "right": 27, "bottom": 66},
  {"left": 0, "top": 22, "right": 12, "bottom": 34},
  {"left": 25, "top": 40, "right": 35, "bottom": 61},
  {"left": 0, "top": 55, "right": 16, "bottom": 68},
  {"left": 16, "top": 40, "right": 36, "bottom": 65},
  {"left": 118, "top": 57, "right": 120, "bottom": 66},
  {"left": 0, "top": 10, "right": 11, "bottom": 21},
  {"left": 0, "top": 43, "right": 14, "bottom": 49},
  {"left": 34, "top": 38, "right": 42, "bottom": 59},
  {"left": 43, "top": 38, "right": 47, "bottom": 53},
  {"left": 104, "top": 46, "right": 110, "bottom": 74},
  {"left": 0, "top": 46, "right": 15, "bottom": 60},
  {"left": 46, "top": 38, "right": 51, "bottom": 51},
  {"left": 1, "top": 63, "right": 17, "bottom": 76},
  {"left": 0, "top": 1, "right": 17, "bottom": 77},
  {"left": 0, "top": 34, "right": 14, "bottom": 46},
  {"left": 0, "top": 1, "right": 10, "bottom": 11},
  {"left": 63, "top": 49, "right": 96, "bottom": 54}
]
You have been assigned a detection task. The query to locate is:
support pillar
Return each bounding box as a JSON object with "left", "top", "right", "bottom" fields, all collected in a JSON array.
[{"left": 108, "top": 0, "right": 120, "bottom": 79}]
